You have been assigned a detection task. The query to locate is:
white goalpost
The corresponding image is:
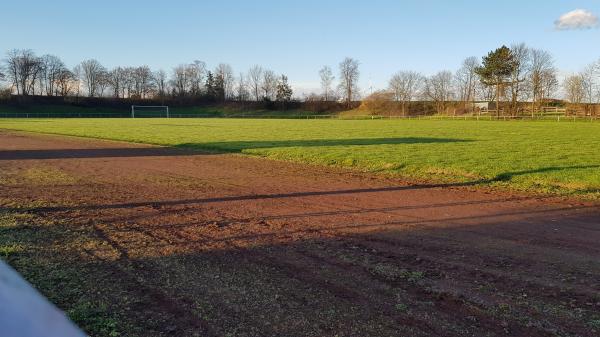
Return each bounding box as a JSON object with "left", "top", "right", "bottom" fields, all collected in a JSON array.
[{"left": 131, "top": 105, "right": 170, "bottom": 118}]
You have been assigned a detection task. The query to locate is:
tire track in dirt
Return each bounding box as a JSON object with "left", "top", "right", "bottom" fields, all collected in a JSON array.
[{"left": 85, "top": 221, "right": 219, "bottom": 337}]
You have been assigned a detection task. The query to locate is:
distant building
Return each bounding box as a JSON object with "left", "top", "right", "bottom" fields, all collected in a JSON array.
[{"left": 468, "top": 101, "right": 497, "bottom": 112}]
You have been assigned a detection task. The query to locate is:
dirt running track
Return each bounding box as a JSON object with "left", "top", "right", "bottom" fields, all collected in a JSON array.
[{"left": 1, "top": 130, "right": 599, "bottom": 337}]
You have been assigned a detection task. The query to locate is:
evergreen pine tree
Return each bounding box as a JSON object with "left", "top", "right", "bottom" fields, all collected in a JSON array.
[
  {"left": 214, "top": 73, "right": 225, "bottom": 101},
  {"left": 205, "top": 71, "right": 215, "bottom": 100},
  {"left": 475, "top": 46, "right": 517, "bottom": 117},
  {"left": 276, "top": 75, "right": 293, "bottom": 102}
]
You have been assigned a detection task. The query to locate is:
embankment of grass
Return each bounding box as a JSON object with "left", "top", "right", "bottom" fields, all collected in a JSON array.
[{"left": 0, "top": 104, "right": 323, "bottom": 118}]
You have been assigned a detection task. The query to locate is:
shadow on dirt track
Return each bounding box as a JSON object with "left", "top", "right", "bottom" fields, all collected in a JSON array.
[
  {"left": 3, "top": 164, "right": 597, "bottom": 214},
  {"left": 0, "top": 137, "right": 470, "bottom": 160},
  {"left": 0, "top": 147, "right": 203, "bottom": 160},
  {"left": 176, "top": 137, "right": 472, "bottom": 152},
  {"left": 3, "top": 201, "right": 600, "bottom": 337}
]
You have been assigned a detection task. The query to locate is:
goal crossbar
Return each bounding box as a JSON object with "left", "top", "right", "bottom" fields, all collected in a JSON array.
[{"left": 131, "top": 105, "right": 170, "bottom": 118}]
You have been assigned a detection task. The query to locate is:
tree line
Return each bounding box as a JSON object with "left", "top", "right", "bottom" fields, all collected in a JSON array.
[
  {"left": 1, "top": 45, "right": 600, "bottom": 115},
  {"left": 380, "top": 44, "right": 597, "bottom": 115},
  {"left": 0, "top": 51, "right": 377, "bottom": 108},
  {"left": 0, "top": 49, "right": 293, "bottom": 103},
  {"left": 317, "top": 44, "right": 599, "bottom": 115}
]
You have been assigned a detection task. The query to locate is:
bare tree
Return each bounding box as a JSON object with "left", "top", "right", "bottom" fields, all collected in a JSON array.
[
  {"left": 55, "top": 68, "right": 76, "bottom": 97},
  {"left": 215, "top": 63, "right": 235, "bottom": 99},
  {"left": 455, "top": 57, "right": 480, "bottom": 112},
  {"left": 97, "top": 70, "right": 110, "bottom": 97},
  {"left": 580, "top": 62, "right": 599, "bottom": 104},
  {"left": 171, "top": 64, "right": 191, "bottom": 97},
  {"left": 153, "top": 70, "right": 168, "bottom": 100},
  {"left": 508, "top": 43, "right": 530, "bottom": 115},
  {"left": 563, "top": 74, "right": 585, "bottom": 104},
  {"left": 388, "top": 71, "right": 424, "bottom": 115},
  {"left": 261, "top": 69, "right": 277, "bottom": 100},
  {"left": 80, "top": 59, "right": 105, "bottom": 97},
  {"left": 424, "top": 71, "right": 455, "bottom": 114},
  {"left": 235, "top": 72, "right": 249, "bottom": 101},
  {"left": 39, "top": 54, "right": 66, "bottom": 96},
  {"left": 167, "top": 62, "right": 205, "bottom": 97},
  {"left": 540, "top": 69, "right": 558, "bottom": 102},
  {"left": 4, "top": 49, "right": 42, "bottom": 95},
  {"left": 529, "top": 49, "right": 556, "bottom": 114},
  {"left": 248, "top": 65, "right": 263, "bottom": 101},
  {"left": 189, "top": 61, "right": 206, "bottom": 96},
  {"left": 123, "top": 67, "right": 138, "bottom": 98},
  {"left": 72, "top": 64, "right": 82, "bottom": 97},
  {"left": 595, "top": 60, "right": 600, "bottom": 104},
  {"left": 130, "top": 66, "right": 153, "bottom": 98},
  {"left": 338, "top": 57, "right": 360, "bottom": 107},
  {"left": 319, "top": 66, "right": 335, "bottom": 101},
  {"left": 108, "top": 67, "right": 126, "bottom": 98}
]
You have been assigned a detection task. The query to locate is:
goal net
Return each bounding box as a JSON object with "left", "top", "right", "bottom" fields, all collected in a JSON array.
[{"left": 131, "top": 105, "right": 170, "bottom": 118}]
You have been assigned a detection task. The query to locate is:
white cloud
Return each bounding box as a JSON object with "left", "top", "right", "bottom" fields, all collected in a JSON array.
[{"left": 555, "top": 9, "right": 599, "bottom": 30}]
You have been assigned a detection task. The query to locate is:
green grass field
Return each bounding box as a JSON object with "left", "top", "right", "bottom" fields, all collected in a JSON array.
[{"left": 1, "top": 118, "right": 599, "bottom": 198}]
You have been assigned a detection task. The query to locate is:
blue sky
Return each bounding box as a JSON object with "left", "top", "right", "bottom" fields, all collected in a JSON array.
[{"left": 2, "top": 0, "right": 599, "bottom": 94}]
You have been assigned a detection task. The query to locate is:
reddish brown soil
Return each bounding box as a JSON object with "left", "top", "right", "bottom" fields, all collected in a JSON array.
[{"left": 1, "top": 130, "right": 599, "bottom": 337}]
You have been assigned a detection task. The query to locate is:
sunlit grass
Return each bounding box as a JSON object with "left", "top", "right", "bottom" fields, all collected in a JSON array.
[{"left": 1, "top": 118, "right": 599, "bottom": 198}]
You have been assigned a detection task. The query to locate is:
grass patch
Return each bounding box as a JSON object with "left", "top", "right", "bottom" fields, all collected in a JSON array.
[
  {"left": 0, "top": 243, "right": 23, "bottom": 258},
  {"left": 0, "top": 166, "right": 78, "bottom": 187},
  {"left": 395, "top": 303, "right": 409, "bottom": 312},
  {"left": 0, "top": 209, "right": 128, "bottom": 336},
  {"left": 1, "top": 118, "right": 599, "bottom": 198},
  {"left": 21, "top": 166, "right": 78, "bottom": 185},
  {"left": 589, "top": 319, "right": 600, "bottom": 330},
  {"left": 68, "top": 302, "right": 121, "bottom": 337},
  {"left": 371, "top": 263, "right": 425, "bottom": 283}
]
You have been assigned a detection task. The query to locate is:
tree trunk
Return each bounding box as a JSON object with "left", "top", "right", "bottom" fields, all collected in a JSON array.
[{"left": 496, "top": 82, "right": 500, "bottom": 118}]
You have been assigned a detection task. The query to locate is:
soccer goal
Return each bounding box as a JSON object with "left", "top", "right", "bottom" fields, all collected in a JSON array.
[{"left": 131, "top": 105, "right": 170, "bottom": 118}]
